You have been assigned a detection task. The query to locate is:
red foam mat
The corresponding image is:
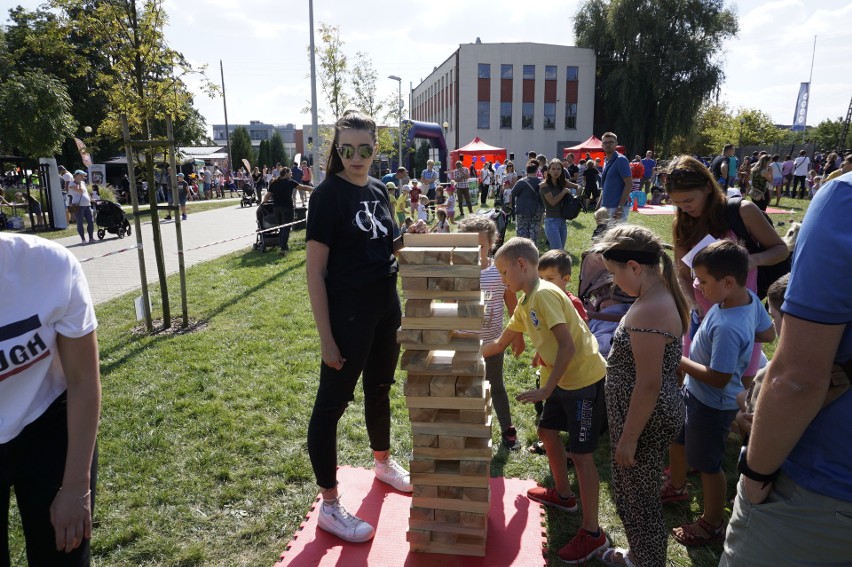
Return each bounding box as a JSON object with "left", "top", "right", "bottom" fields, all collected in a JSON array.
[{"left": 275, "top": 466, "right": 547, "bottom": 567}]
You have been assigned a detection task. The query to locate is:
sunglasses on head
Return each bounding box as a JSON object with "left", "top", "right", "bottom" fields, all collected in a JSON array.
[{"left": 336, "top": 144, "right": 374, "bottom": 160}]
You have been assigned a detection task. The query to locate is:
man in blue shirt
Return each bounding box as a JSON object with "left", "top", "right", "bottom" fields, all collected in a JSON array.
[
  {"left": 640, "top": 150, "right": 656, "bottom": 194},
  {"left": 599, "top": 132, "right": 632, "bottom": 221},
  {"left": 721, "top": 172, "right": 852, "bottom": 566}
]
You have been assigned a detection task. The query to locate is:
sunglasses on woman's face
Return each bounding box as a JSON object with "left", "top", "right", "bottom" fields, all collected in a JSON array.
[{"left": 336, "top": 144, "right": 374, "bottom": 160}]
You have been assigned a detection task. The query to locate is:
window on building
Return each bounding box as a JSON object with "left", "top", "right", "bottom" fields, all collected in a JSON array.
[
  {"left": 500, "top": 102, "right": 512, "bottom": 128},
  {"left": 250, "top": 130, "right": 268, "bottom": 141},
  {"left": 565, "top": 103, "right": 577, "bottom": 129},
  {"left": 543, "top": 103, "right": 556, "bottom": 129},
  {"left": 545, "top": 65, "right": 557, "bottom": 80},
  {"left": 478, "top": 101, "right": 490, "bottom": 129},
  {"left": 522, "top": 102, "right": 534, "bottom": 129},
  {"left": 523, "top": 65, "right": 535, "bottom": 80},
  {"left": 501, "top": 64, "right": 513, "bottom": 80},
  {"left": 566, "top": 66, "right": 579, "bottom": 81},
  {"left": 478, "top": 64, "right": 491, "bottom": 79},
  {"left": 214, "top": 130, "right": 224, "bottom": 140}
]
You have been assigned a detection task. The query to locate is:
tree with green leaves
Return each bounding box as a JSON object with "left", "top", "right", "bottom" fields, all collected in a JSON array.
[
  {"left": 0, "top": 70, "right": 76, "bottom": 158},
  {"left": 257, "top": 139, "right": 270, "bottom": 170},
  {"left": 351, "top": 51, "right": 383, "bottom": 118},
  {"left": 312, "top": 23, "right": 350, "bottom": 121},
  {"left": 574, "top": 0, "right": 738, "bottom": 155},
  {"left": 270, "top": 130, "right": 287, "bottom": 166},
  {"left": 229, "top": 127, "right": 255, "bottom": 173}
]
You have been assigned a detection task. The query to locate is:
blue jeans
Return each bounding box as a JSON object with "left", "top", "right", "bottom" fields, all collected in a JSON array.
[
  {"left": 543, "top": 217, "right": 567, "bottom": 250},
  {"left": 606, "top": 203, "right": 631, "bottom": 222}
]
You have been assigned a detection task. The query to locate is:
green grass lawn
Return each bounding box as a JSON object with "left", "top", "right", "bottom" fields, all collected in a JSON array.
[{"left": 7, "top": 195, "right": 809, "bottom": 566}]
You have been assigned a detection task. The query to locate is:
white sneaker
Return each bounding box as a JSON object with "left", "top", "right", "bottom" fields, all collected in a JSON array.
[
  {"left": 317, "top": 499, "right": 375, "bottom": 543},
  {"left": 374, "top": 457, "right": 413, "bottom": 492}
]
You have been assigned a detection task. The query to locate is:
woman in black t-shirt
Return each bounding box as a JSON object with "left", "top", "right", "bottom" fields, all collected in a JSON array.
[{"left": 304, "top": 111, "right": 413, "bottom": 544}]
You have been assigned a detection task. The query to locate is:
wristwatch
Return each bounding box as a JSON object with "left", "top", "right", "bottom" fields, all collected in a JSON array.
[{"left": 737, "top": 446, "right": 778, "bottom": 488}]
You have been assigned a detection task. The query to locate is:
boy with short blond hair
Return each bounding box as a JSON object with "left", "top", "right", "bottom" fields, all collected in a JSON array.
[
  {"left": 668, "top": 240, "right": 775, "bottom": 547},
  {"left": 482, "top": 237, "right": 610, "bottom": 563}
]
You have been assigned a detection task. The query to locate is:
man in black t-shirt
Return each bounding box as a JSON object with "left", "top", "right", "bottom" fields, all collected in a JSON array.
[
  {"left": 710, "top": 144, "right": 734, "bottom": 188},
  {"left": 262, "top": 167, "right": 313, "bottom": 254},
  {"left": 563, "top": 153, "right": 580, "bottom": 183}
]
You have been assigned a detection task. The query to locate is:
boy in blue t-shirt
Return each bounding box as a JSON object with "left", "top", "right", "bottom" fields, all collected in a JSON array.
[{"left": 667, "top": 240, "right": 775, "bottom": 546}]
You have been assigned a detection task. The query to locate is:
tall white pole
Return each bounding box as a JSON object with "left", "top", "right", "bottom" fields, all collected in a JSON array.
[
  {"left": 309, "top": 0, "right": 320, "bottom": 183},
  {"left": 389, "top": 75, "right": 402, "bottom": 172},
  {"left": 804, "top": 35, "right": 816, "bottom": 143}
]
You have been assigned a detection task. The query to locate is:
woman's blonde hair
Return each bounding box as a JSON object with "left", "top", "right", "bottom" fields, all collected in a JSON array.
[{"left": 591, "top": 224, "right": 689, "bottom": 333}]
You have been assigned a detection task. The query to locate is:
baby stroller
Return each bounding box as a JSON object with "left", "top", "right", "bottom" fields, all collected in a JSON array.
[
  {"left": 577, "top": 249, "right": 635, "bottom": 357},
  {"left": 480, "top": 202, "right": 513, "bottom": 254},
  {"left": 253, "top": 202, "right": 279, "bottom": 252},
  {"left": 240, "top": 180, "right": 257, "bottom": 207},
  {"left": 95, "top": 200, "right": 132, "bottom": 240}
]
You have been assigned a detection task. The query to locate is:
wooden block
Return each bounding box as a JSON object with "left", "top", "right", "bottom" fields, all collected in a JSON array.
[
  {"left": 409, "top": 458, "right": 436, "bottom": 473},
  {"left": 465, "top": 437, "right": 492, "bottom": 449},
  {"left": 459, "top": 409, "right": 487, "bottom": 424},
  {"left": 434, "top": 408, "right": 461, "bottom": 423},
  {"left": 427, "top": 277, "right": 457, "bottom": 291},
  {"left": 404, "top": 376, "right": 432, "bottom": 397},
  {"left": 401, "top": 276, "right": 428, "bottom": 290},
  {"left": 412, "top": 421, "right": 491, "bottom": 438},
  {"left": 413, "top": 434, "right": 438, "bottom": 448},
  {"left": 438, "top": 435, "right": 465, "bottom": 449},
  {"left": 400, "top": 350, "right": 431, "bottom": 371},
  {"left": 400, "top": 264, "right": 480, "bottom": 279},
  {"left": 451, "top": 247, "right": 481, "bottom": 265},
  {"left": 404, "top": 290, "right": 482, "bottom": 300},
  {"left": 401, "top": 316, "right": 483, "bottom": 332},
  {"left": 406, "top": 396, "right": 487, "bottom": 411},
  {"left": 411, "top": 446, "right": 492, "bottom": 461},
  {"left": 431, "top": 531, "right": 457, "bottom": 544},
  {"left": 403, "top": 233, "right": 481, "bottom": 247},
  {"left": 408, "top": 540, "right": 486, "bottom": 557},
  {"left": 409, "top": 518, "right": 486, "bottom": 537},
  {"left": 400, "top": 337, "right": 482, "bottom": 353},
  {"left": 460, "top": 511, "right": 487, "bottom": 528},
  {"left": 429, "top": 376, "right": 457, "bottom": 397},
  {"left": 434, "top": 460, "right": 461, "bottom": 475},
  {"left": 409, "top": 472, "right": 490, "bottom": 488},
  {"left": 412, "top": 486, "right": 438, "bottom": 499},
  {"left": 423, "top": 247, "right": 454, "bottom": 264},
  {"left": 454, "top": 277, "right": 481, "bottom": 291},
  {"left": 421, "top": 329, "right": 453, "bottom": 345},
  {"left": 411, "top": 496, "right": 489, "bottom": 514},
  {"left": 463, "top": 487, "right": 490, "bottom": 503},
  {"left": 397, "top": 328, "right": 421, "bottom": 344},
  {"left": 455, "top": 375, "right": 484, "bottom": 397},
  {"left": 457, "top": 300, "right": 485, "bottom": 318},
  {"left": 405, "top": 299, "right": 433, "bottom": 317},
  {"left": 460, "top": 460, "right": 489, "bottom": 476},
  {"left": 408, "top": 407, "right": 438, "bottom": 422},
  {"left": 397, "top": 247, "right": 426, "bottom": 265},
  {"left": 436, "top": 486, "right": 463, "bottom": 500},
  {"left": 408, "top": 508, "right": 435, "bottom": 522},
  {"left": 451, "top": 353, "right": 484, "bottom": 376},
  {"left": 406, "top": 529, "right": 431, "bottom": 546}
]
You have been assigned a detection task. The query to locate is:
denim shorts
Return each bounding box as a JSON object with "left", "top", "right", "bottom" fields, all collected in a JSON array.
[
  {"left": 675, "top": 388, "right": 737, "bottom": 473},
  {"left": 539, "top": 378, "right": 605, "bottom": 455}
]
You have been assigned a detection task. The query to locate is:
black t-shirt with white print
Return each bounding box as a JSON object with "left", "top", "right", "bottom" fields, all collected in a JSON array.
[{"left": 306, "top": 174, "right": 397, "bottom": 292}]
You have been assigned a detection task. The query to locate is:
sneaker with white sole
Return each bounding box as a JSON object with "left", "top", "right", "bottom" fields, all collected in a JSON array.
[
  {"left": 317, "top": 498, "right": 375, "bottom": 543},
  {"left": 374, "top": 458, "right": 413, "bottom": 492}
]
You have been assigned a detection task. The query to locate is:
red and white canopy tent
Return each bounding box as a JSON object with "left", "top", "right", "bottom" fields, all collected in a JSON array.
[
  {"left": 563, "top": 135, "right": 625, "bottom": 163},
  {"left": 449, "top": 137, "right": 507, "bottom": 170}
]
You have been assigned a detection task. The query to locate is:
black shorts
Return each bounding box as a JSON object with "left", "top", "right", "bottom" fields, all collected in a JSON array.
[{"left": 538, "top": 378, "right": 605, "bottom": 454}]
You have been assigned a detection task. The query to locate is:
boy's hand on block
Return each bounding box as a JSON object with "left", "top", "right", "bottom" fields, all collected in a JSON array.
[
  {"left": 516, "top": 388, "right": 548, "bottom": 404},
  {"left": 409, "top": 219, "right": 429, "bottom": 233}
]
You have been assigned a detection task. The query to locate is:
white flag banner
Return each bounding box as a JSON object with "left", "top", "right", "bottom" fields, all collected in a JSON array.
[{"left": 791, "top": 82, "right": 809, "bottom": 132}]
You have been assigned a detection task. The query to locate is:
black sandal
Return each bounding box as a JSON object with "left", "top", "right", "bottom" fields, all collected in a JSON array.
[{"left": 528, "top": 441, "right": 546, "bottom": 455}]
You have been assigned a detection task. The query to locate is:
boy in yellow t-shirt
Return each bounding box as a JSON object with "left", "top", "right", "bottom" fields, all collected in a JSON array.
[{"left": 482, "top": 237, "right": 609, "bottom": 564}]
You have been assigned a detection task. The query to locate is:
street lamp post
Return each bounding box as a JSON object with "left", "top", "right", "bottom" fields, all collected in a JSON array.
[
  {"left": 388, "top": 75, "right": 402, "bottom": 172},
  {"left": 738, "top": 117, "right": 745, "bottom": 160}
]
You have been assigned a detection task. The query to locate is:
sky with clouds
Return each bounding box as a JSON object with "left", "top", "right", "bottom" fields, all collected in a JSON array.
[{"left": 5, "top": 0, "right": 851, "bottom": 135}]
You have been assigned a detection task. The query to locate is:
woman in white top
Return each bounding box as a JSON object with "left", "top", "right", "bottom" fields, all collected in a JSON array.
[{"left": 68, "top": 170, "right": 94, "bottom": 243}]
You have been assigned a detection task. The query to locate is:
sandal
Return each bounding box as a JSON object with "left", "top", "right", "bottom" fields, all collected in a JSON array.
[
  {"left": 597, "top": 547, "right": 636, "bottom": 567},
  {"left": 528, "top": 440, "right": 546, "bottom": 455},
  {"left": 671, "top": 516, "right": 725, "bottom": 547}
]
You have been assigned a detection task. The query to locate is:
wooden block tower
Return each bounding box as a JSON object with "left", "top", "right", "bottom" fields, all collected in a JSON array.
[{"left": 397, "top": 232, "right": 492, "bottom": 557}]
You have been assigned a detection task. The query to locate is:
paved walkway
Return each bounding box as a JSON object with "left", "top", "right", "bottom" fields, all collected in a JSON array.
[{"left": 59, "top": 200, "right": 275, "bottom": 305}]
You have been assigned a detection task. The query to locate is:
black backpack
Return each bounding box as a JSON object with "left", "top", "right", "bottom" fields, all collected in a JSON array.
[{"left": 724, "top": 196, "right": 791, "bottom": 299}]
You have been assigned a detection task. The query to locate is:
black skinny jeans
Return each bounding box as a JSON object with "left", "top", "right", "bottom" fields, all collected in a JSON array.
[
  {"left": 1, "top": 392, "right": 97, "bottom": 567},
  {"left": 272, "top": 207, "right": 294, "bottom": 251},
  {"left": 457, "top": 186, "right": 474, "bottom": 213},
  {"left": 307, "top": 275, "right": 402, "bottom": 489},
  {"left": 792, "top": 175, "right": 807, "bottom": 198}
]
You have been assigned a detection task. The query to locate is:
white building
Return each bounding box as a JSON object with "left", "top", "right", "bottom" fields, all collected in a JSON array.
[
  {"left": 412, "top": 41, "right": 596, "bottom": 163},
  {"left": 212, "top": 120, "right": 297, "bottom": 159}
]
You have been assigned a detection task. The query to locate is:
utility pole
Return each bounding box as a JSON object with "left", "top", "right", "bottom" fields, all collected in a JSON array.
[
  {"left": 221, "top": 60, "right": 233, "bottom": 172},
  {"left": 309, "top": 0, "right": 320, "bottom": 182}
]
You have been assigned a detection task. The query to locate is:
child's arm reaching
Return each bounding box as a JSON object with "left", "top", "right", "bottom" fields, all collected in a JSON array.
[
  {"left": 679, "top": 356, "right": 732, "bottom": 389},
  {"left": 481, "top": 327, "right": 523, "bottom": 359},
  {"left": 503, "top": 289, "right": 525, "bottom": 356},
  {"left": 755, "top": 324, "right": 776, "bottom": 344},
  {"left": 516, "top": 322, "right": 575, "bottom": 404}
]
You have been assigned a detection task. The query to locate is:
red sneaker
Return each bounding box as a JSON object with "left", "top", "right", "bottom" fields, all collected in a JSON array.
[
  {"left": 660, "top": 479, "right": 689, "bottom": 503},
  {"left": 526, "top": 485, "right": 578, "bottom": 512},
  {"left": 557, "top": 527, "right": 610, "bottom": 564}
]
